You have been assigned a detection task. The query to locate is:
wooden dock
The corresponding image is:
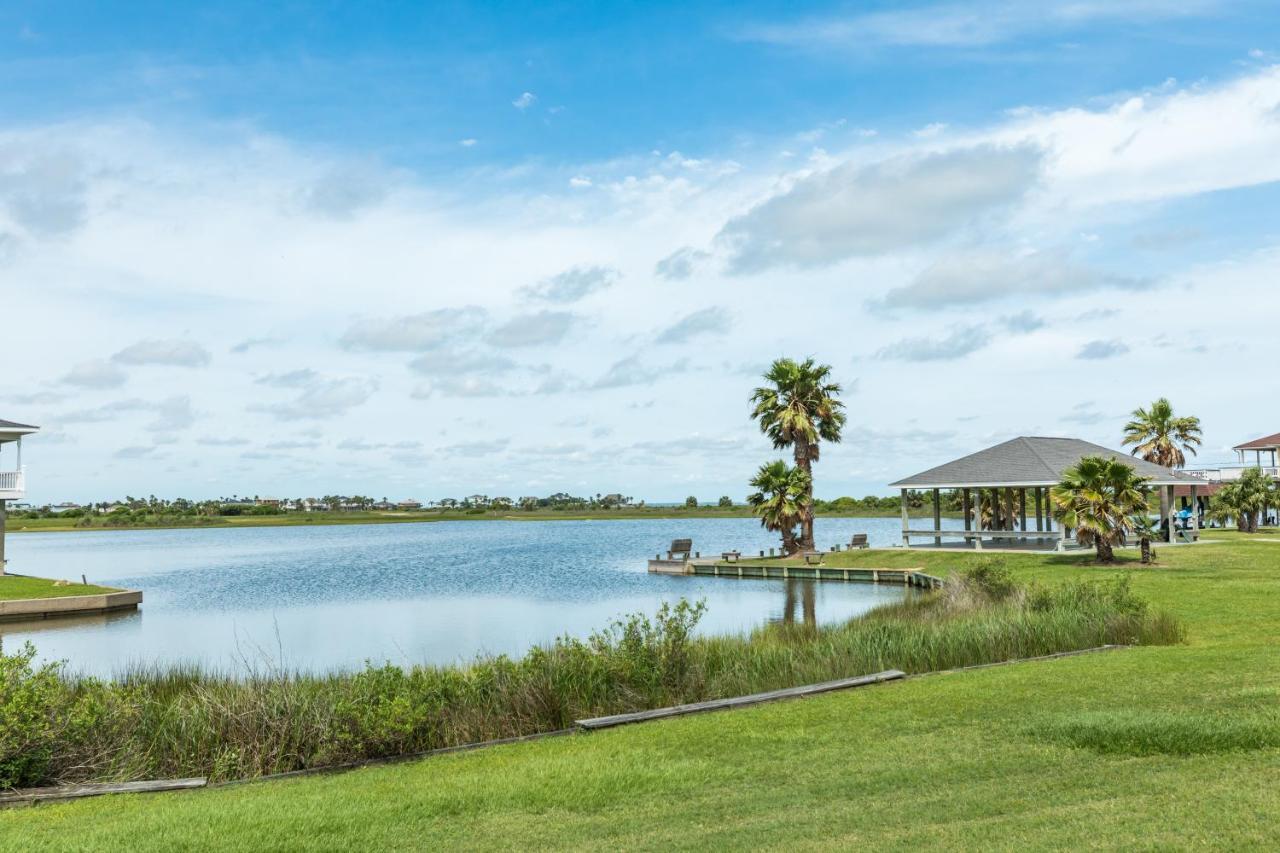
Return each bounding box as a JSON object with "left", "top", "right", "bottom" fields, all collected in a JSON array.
[{"left": 647, "top": 557, "right": 943, "bottom": 589}]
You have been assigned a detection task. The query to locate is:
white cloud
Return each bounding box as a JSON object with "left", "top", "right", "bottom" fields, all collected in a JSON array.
[
  {"left": 254, "top": 376, "right": 378, "bottom": 421},
  {"left": 488, "top": 311, "right": 577, "bottom": 348},
  {"left": 112, "top": 339, "right": 211, "bottom": 368},
  {"left": 1076, "top": 339, "right": 1130, "bottom": 360},
  {"left": 654, "top": 307, "right": 733, "bottom": 344},
  {"left": 340, "top": 308, "right": 488, "bottom": 352},
  {"left": 60, "top": 359, "right": 127, "bottom": 389},
  {"left": 521, "top": 266, "right": 619, "bottom": 304},
  {"left": 875, "top": 324, "right": 992, "bottom": 362},
  {"left": 717, "top": 144, "right": 1042, "bottom": 272},
  {"left": 512, "top": 92, "right": 537, "bottom": 110},
  {"left": 654, "top": 246, "right": 711, "bottom": 281},
  {"left": 875, "top": 249, "right": 1150, "bottom": 311}
]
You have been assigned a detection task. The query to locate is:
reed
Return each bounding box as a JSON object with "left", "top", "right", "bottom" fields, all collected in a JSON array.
[{"left": 0, "top": 563, "right": 1182, "bottom": 788}]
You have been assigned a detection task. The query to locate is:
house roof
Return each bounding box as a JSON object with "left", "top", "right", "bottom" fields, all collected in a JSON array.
[
  {"left": 1233, "top": 432, "right": 1280, "bottom": 451},
  {"left": 889, "top": 436, "right": 1196, "bottom": 488},
  {"left": 0, "top": 418, "right": 39, "bottom": 442}
]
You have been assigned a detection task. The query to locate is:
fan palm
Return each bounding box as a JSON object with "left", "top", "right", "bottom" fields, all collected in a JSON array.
[
  {"left": 1208, "top": 467, "right": 1275, "bottom": 533},
  {"left": 746, "top": 460, "right": 810, "bottom": 556},
  {"left": 1122, "top": 398, "right": 1202, "bottom": 468},
  {"left": 1050, "top": 456, "right": 1151, "bottom": 563},
  {"left": 750, "top": 358, "right": 846, "bottom": 550}
]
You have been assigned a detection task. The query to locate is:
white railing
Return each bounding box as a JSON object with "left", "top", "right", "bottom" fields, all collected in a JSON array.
[
  {"left": 1182, "top": 466, "right": 1280, "bottom": 482},
  {"left": 0, "top": 469, "right": 24, "bottom": 498}
]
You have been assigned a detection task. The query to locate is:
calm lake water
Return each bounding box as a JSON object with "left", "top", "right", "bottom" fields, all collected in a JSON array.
[{"left": 2, "top": 516, "right": 964, "bottom": 676}]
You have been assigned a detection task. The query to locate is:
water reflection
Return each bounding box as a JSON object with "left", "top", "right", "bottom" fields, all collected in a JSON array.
[{"left": 776, "top": 579, "right": 819, "bottom": 628}]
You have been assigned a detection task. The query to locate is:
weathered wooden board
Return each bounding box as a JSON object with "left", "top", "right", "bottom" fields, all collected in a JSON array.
[
  {"left": 0, "top": 777, "right": 206, "bottom": 807},
  {"left": 575, "top": 670, "right": 906, "bottom": 730}
]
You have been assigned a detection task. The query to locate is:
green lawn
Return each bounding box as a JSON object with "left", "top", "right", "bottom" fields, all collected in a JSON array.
[
  {"left": 0, "top": 574, "right": 117, "bottom": 601},
  {"left": 4, "top": 539, "right": 1280, "bottom": 849}
]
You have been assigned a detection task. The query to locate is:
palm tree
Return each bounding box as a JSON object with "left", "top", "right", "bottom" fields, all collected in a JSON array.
[
  {"left": 1208, "top": 467, "right": 1275, "bottom": 533},
  {"left": 750, "top": 358, "right": 846, "bottom": 551},
  {"left": 746, "top": 460, "right": 810, "bottom": 556},
  {"left": 1131, "top": 514, "right": 1159, "bottom": 565},
  {"left": 1122, "top": 398, "right": 1203, "bottom": 467},
  {"left": 1050, "top": 456, "right": 1151, "bottom": 563}
]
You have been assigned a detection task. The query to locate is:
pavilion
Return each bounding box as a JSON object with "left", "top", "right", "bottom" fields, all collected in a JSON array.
[
  {"left": 0, "top": 417, "right": 39, "bottom": 574},
  {"left": 889, "top": 436, "right": 1198, "bottom": 551}
]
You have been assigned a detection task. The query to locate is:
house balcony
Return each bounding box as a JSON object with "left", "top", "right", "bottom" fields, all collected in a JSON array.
[
  {"left": 0, "top": 469, "right": 24, "bottom": 500},
  {"left": 1182, "top": 465, "right": 1280, "bottom": 483}
]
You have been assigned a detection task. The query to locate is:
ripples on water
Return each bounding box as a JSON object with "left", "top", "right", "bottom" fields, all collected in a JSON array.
[{"left": 3, "top": 516, "right": 961, "bottom": 676}]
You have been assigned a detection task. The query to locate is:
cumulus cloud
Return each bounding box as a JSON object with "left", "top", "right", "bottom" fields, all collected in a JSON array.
[
  {"left": 254, "top": 376, "right": 378, "bottom": 420},
  {"left": 876, "top": 249, "right": 1151, "bottom": 312},
  {"left": 340, "top": 307, "right": 487, "bottom": 352},
  {"left": 512, "top": 92, "right": 537, "bottom": 110},
  {"left": 1076, "top": 339, "right": 1130, "bottom": 360},
  {"left": 654, "top": 307, "right": 733, "bottom": 344},
  {"left": 408, "top": 351, "right": 516, "bottom": 377},
  {"left": 654, "top": 246, "right": 711, "bottom": 280},
  {"left": 112, "top": 339, "right": 212, "bottom": 368},
  {"left": 875, "top": 324, "right": 992, "bottom": 362},
  {"left": 488, "top": 311, "right": 576, "bottom": 348},
  {"left": 521, "top": 265, "right": 619, "bottom": 303},
  {"left": 230, "top": 336, "right": 282, "bottom": 354},
  {"left": 299, "top": 165, "right": 389, "bottom": 218},
  {"left": 1000, "top": 310, "right": 1046, "bottom": 333},
  {"left": 718, "top": 144, "right": 1042, "bottom": 273},
  {"left": 255, "top": 369, "right": 320, "bottom": 388},
  {"left": 57, "top": 395, "right": 194, "bottom": 432},
  {"left": 443, "top": 438, "right": 510, "bottom": 457},
  {"left": 60, "top": 359, "right": 127, "bottom": 389}
]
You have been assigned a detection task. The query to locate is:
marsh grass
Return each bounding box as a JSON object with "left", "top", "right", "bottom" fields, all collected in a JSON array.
[{"left": 0, "top": 562, "right": 1182, "bottom": 788}]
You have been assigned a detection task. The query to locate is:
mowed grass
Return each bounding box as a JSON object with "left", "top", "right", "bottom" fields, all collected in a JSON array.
[
  {"left": 0, "top": 575, "right": 117, "bottom": 601},
  {"left": 4, "top": 539, "right": 1280, "bottom": 850}
]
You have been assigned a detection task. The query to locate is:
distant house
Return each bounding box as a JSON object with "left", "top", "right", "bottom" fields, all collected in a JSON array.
[
  {"left": 601, "top": 493, "right": 627, "bottom": 508},
  {"left": 397, "top": 499, "right": 422, "bottom": 510},
  {"left": 490, "top": 496, "right": 513, "bottom": 509},
  {"left": 464, "top": 494, "right": 489, "bottom": 508},
  {"left": 255, "top": 497, "right": 282, "bottom": 508},
  {"left": 47, "top": 502, "right": 83, "bottom": 514},
  {"left": 100, "top": 503, "right": 128, "bottom": 515},
  {"left": 371, "top": 500, "right": 395, "bottom": 510}
]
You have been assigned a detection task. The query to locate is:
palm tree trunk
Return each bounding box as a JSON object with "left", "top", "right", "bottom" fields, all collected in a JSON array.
[
  {"left": 1096, "top": 538, "right": 1115, "bottom": 563},
  {"left": 1140, "top": 537, "right": 1151, "bottom": 564},
  {"left": 794, "top": 437, "right": 815, "bottom": 550}
]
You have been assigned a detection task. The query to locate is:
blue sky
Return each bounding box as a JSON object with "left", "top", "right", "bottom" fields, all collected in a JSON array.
[{"left": 3, "top": 1, "right": 1280, "bottom": 503}]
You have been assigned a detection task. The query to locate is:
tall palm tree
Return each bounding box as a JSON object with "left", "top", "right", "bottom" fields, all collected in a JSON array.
[
  {"left": 750, "top": 358, "right": 846, "bottom": 550},
  {"left": 1208, "top": 467, "right": 1275, "bottom": 533},
  {"left": 1123, "top": 398, "right": 1203, "bottom": 467},
  {"left": 746, "top": 460, "right": 810, "bottom": 556},
  {"left": 1051, "top": 456, "right": 1151, "bottom": 563}
]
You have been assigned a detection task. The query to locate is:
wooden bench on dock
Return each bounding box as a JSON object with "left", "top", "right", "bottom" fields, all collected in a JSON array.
[
  {"left": 802, "top": 551, "right": 824, "bottom": 565},
  {"left": 848, "top": 533, "right": 869, "bottom": 550},
  {"left": 668, "top": 538, "right": 693, "bottom": 560},
  {"left": 721, "top": 550, "right": 742, "bottom": 562}
]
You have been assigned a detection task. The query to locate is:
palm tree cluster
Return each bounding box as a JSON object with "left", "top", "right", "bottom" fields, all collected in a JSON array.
[
  {"left": 1209, "top": 467, "right": 1276, "bottom": 533},
  {"left": 747, "top": 358, "right": 845, "bottom": 554}
]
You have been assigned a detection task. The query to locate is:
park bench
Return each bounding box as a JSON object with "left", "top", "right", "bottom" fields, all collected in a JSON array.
[
  {"left": 848, "top": 533, "right": 869, "bottom": 550},
  {"left": 802, "top": 551, "right": 824, "bottom": 565},
  {"left": 668, "top": 538, "right": 693, "bottom": 560},
  {"left": 721, "top": 550, "right": 742, "bottom": 562}
]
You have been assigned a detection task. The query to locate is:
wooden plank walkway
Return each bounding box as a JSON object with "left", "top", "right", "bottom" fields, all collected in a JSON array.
[{"left": 575, "top": 670, "right": 906, "bottom": 730}]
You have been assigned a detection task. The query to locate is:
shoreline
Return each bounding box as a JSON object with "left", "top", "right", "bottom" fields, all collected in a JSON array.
[{"left": 6, "top": 508, "right": 962, "bottom": 534}]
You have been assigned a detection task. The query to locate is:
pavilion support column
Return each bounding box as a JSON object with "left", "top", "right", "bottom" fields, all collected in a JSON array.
[
  {"left": 962, "top": 488, "right": 972, "bottom": 532},
  {"left": 973, "top": 489, "right": 984, "bottom": 550},
  {"left": 0, "top": 498, "right": 6, "bottom": 575},
  {"left": 1166, "top": 485, "right": 1176, "bottom": 543},
  {"left": 1004, "top": 488, "right": 1015, "bottom": 532},
  {"left": 1019, "top": 488, "right": 1027, "bottom": 533},
  {"left": 932, "top": 488, "right": 941, "bottom": 546},
  {"left": 900, "top": 489, "right": 910, "bottom": 548},
  {"left": 1035, "top": 487, "right": 1044, "bottom": 532}
]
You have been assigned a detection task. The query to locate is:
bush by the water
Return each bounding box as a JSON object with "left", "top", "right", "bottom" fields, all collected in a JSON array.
[{"left": 0, "top": 564, "right": 1182, "bottom": 788}]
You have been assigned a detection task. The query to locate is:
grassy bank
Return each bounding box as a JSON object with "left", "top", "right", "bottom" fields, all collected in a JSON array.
[
  {"left": 0, "top": 564, "right": 1176, "bottom": 789},
  {"left": 6, "top": 506, "right": 956, "bottom": 533},
  {"left": 3, "top": 538, "right": 1277, "bottom": 850},
  {"left": 0, "top": 575, "right": 117, "bottom": 601}
]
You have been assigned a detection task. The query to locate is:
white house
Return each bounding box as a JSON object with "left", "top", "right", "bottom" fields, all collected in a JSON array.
[{"left": 0, "top": 417, "right": 39, "bottom": 574}]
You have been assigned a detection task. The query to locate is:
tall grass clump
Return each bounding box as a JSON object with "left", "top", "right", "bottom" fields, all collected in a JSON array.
[{"left": 0, "top": 563, "right": 1182, "bottom": 788}]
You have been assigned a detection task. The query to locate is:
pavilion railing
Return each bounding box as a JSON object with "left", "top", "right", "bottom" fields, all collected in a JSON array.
[{"left": 0, "top": 469, "right": 24, "bottom": 496}]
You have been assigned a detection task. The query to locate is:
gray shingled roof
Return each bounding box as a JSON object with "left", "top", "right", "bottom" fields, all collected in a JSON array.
[
  {"left": 889, "top": 436, "right": 1195, "bottom": 488},
  {"left": 0, "top": 419, "right": 37, "bottom": 430}
]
